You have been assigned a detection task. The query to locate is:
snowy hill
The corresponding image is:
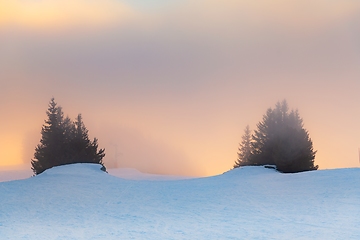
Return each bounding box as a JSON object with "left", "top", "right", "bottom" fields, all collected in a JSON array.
[
  {"left": 0, "top": 167, "right": 190, "bottom": 182},
  {"left": 0, "top": 164, "right": 359, "bottom": 239}
]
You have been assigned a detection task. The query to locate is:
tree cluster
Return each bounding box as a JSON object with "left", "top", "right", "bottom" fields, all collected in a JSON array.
[
  {"left": 31, "top": 98, "right": 106, "bottom": 175},
  {"left": 234, "top": 100, "right": 318, "bottom": 173}
]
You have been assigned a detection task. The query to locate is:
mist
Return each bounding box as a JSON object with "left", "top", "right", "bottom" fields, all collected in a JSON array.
[{"left": 1, "top": 0, "right": 360, "bottom": 175}]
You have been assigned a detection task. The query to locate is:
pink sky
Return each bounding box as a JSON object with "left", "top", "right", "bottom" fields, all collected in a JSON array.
[{"left": 1, "top": 0, "right": 360, "bottom": 176}]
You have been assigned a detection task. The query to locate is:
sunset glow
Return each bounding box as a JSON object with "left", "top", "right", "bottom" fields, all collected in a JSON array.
[
  {"left": 1, "top": 0, "right": 359, "bottom": 176},
  {"left": 0, "top": 0, "right": 136, "bottom": 29},
  {"left": 0, "top": 137, "right": 23, "bottom": 167}
]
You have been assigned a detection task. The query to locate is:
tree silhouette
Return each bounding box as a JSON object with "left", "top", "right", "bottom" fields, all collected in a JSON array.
[
  {"left": 237, "top": 100, "right": 318, "bottom": 173},
  {"left": 234, "top": 125, "right": 252, "bottom": 168},
  {"left": 31, "top": 98, "right": 106, "bottom": 175},
  {"left": 68, "top": 114, "right": 105, "bottom": 165}
]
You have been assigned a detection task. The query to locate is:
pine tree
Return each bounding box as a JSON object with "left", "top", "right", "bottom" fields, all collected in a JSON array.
[
  {"left": 234, "top": 125, "right": 252, "bottom": 168},
  {"left": 250, "top": 108, "right": 277, "bottom": 166},
  {"left": 271, "top": 108, "right": 318, "bottom": 173},
  {"left": 31, "top": 98, "right": 68, "bottom": 174},
  {"left": 31, "top": 99, "right": 106, "bottom": 175},
  {"left": 68, "top": 114, "right": 105, "bottom": 165},
  {"left": 246, "top": 100, "right": 318, "bottom": 173}
]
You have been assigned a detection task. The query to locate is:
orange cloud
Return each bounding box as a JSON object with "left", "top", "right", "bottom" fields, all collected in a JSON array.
[{"left": 0, "top": 0, "right": 138, "bottom": 30}]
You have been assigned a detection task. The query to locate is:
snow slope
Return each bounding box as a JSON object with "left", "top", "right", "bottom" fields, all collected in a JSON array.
[
  {"left": 0, "top": 163, "right": 359, "bottom": 239},
  {"left": 0, "top": 167, "right": 189, "bottom": 182}
]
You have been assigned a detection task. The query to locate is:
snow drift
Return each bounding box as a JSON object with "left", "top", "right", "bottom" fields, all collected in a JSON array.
[{"left": 0, "top": 163, "right": 359, "bottom": 239}]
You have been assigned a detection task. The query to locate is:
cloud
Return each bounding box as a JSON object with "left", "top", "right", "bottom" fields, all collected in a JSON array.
[{"left": 0, "top": 0, "right": 138, "bottom": 30}]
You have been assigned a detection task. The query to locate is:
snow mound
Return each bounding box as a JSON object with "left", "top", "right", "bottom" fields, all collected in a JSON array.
[
  {"left": 1, "top": 164, "right": 359, "bottom": 239},
  {"left": 39, "top": 163, "right": 106, "bottom": 176},
  {"left": 0, "top": 164, "right": 189, "bottom": 182}
]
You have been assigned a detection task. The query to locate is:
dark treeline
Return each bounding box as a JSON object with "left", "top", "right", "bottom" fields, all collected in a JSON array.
[{"left": 234, "top": 100, "right": 318, "bottom": 173}]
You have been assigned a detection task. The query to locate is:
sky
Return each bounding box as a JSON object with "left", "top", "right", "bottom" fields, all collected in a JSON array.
[{"left": 0, "top": 0, "right": 360, "bottom": 176}]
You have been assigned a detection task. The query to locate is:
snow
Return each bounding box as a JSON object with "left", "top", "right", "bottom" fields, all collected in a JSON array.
[
  {"left": 0, "top": 167, "right": 190, "bottom": 182},
  {"left": 0, "top": 163, "right": 359, "bottom": 239}
]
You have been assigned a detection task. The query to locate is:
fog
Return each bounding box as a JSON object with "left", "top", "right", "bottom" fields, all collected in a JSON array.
[{"left": 1, "top": 0, "right": 359, "bottom": 175}]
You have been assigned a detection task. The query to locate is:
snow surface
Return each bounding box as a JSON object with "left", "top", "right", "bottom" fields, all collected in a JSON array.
[
  {"left": 0, "top": 163, "right": 359, "bottom": 239},
  {"left": 0, "top": 167, "right": 190, "bottom": 183}
]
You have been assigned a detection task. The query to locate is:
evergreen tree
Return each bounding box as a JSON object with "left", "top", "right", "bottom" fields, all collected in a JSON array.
[
  {"left": 31, "top": 98, "right": 67, "bottom": 174},
  {"left": 31, "top": 98, "right": 106, "bottom": 175},
  {"left": 246, "top": 100, "right": 318, "bottom": 173},
  {"left": 270, "top": 107, "right": 317, "bottom": 173},
  {"left": 68, "top": 114, "right": 105, "bottom": 165},
  {"left": 234, "top": 125, "right": 252, "bottom": 168},
  {"left": 250, "top": 108, "right": 277, "bottom": 166}
]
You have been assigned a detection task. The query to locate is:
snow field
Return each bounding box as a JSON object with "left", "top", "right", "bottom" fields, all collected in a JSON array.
[{"left": 0, "top": 164, "right": 359, "bottom": 239}]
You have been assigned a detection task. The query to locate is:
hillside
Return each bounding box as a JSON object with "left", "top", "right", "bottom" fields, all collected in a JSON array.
[{"left": 0, "top": 163, "right": 359, "bottom": 239}]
